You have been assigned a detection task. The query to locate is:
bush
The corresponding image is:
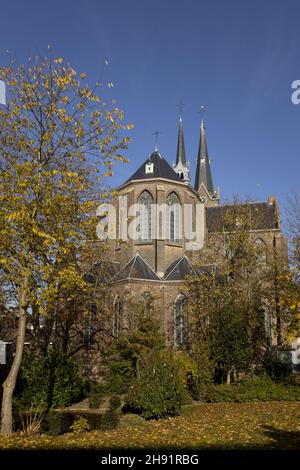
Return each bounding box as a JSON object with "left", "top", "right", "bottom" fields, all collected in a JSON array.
[
  {"left": 16, "top": 349, "right": 83, "bottom": 409},
  {"left": 89, "top": 393, "right": 104, "bottom": 409},
  {"left": 46, "top": 411, "right": 73, "bottom": 436},
  {"left": 70, "top": 416, "right": 90, "bottom": 434},
  {"left": 106, "top": 359, "right": 134, "bottom": 394},
  {"left": 207, "top": 375, "right": 300, "bottom": 403},
  {"left": 109, "top": 395, "right": 121, "bottom": 410},
  {"left": 45, "top": 409, "right": 119, "bottom": 435},
  {"left": 124, "top": 351, "right": 183, "bottom": 419},
  {"left": 101, "top": 409, "right": 119, "bottom": 430},
  {"left": 82, "top": 380, "right": 107, "bottom": 397},
  {"left": 261, "top": 352, "right": 293, "bottom": 384},
  {"left": 174, "top": 351, "right": 199, "bottom": 403}
]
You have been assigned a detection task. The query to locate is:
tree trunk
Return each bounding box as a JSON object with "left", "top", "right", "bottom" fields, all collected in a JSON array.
[
  {"left": 226, "top": 369, "right": 231, "bottom": 385},
  {"left": 1, "top": 275, "right": 29, "bottom": 436}
]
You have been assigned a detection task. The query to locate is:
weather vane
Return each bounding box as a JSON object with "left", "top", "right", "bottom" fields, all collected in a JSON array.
[{"left": 152, "top": 129, "right": 162, "bottom": 151}]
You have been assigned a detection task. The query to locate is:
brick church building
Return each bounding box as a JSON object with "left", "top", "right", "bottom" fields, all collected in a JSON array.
[{"left": 84, "top": 114, "right": 288, "bottom": 376}]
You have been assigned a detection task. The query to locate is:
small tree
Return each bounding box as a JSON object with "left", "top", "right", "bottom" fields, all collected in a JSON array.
[
  {"left": 16, "top": 349, "right": 83, "bottom": 409},
  {"left": 186, "top": 201, "right": 277, "bottom": 384},
  {"left": 106, "top": 294, "right": 165, "bottom": 393},
  {"left": 124, "top": 351, "right": 182, "bottom": 419}
]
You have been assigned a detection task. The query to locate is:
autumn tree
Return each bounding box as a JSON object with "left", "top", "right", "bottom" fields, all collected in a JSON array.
[
  {"left": 0, "top": 52, "right": 132, "bottom": 435},
  {"left": 186, "top": 201, "right": 282, "bottom": 384},
  {"left": 279, "top": 193, "right": 300, "bottom": 343}
]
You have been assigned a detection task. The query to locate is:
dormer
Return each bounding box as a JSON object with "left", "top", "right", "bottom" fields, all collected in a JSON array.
[{"left": 145, "top": 162, "right": 154, "bottom": 174}]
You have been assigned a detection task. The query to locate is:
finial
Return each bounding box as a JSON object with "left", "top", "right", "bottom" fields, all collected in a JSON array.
[
  {"left": 177, "top": 100, "right": 184, "bottom": 121},
  {"left": 198, "top": 105, "right": 206, "bottom": 128},
  {"left": 152, "top": 129, "right": 162, "bottom": 151}
]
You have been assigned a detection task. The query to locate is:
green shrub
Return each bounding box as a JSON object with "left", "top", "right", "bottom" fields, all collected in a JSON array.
[
  {"left": 17, "top": 349, "right": 83, "bottom": 409},
  {"left": 85, "top": 413, "right": 103, "bottom": 430},
  {"left": 109, "top": 395, "right": 121, "bottom": 410},
  {"left": 261, "top": 352, "right": 293, "bottom": 384},
  {"left": 181, "top": 388, "right": 193, "bottom": 405},
  {"left": 89, "top": 393, "right": 104, "bottom": 409},
  {"left": 101, "top": 409, "right": 119, "bottom": 430},
  {"left": 45, "top": 410, "right": 118, "bottom": 434},
  {"left": 70, "top": 416, "right": 90, "bottom": 434},
  {"left": 46, "top": 411, "right": 73, "bottom": 436},
  {"left": 207, "top": 375, "right": 300, "bottom": 403},
  {"left": 124, "top": 352, "right": 183, "bottom": 419},
  {"left": 106, "top": 359, "right": 134, "bottom": 394},
  {"left": 82, "top": 380, "right": 107, "bottom": 397}
]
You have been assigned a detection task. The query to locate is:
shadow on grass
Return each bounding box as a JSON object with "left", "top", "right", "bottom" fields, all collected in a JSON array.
[
  {"left": 190, "top": 426, "right": 300, "bottom": 451},
  {"left": 259, "top": 425, "right": 300, "bottom": 450}
]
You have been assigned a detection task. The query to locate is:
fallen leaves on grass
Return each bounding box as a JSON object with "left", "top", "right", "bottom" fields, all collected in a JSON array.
[{"left": 0, "top": 402, "right": 299, "bottom": 450}]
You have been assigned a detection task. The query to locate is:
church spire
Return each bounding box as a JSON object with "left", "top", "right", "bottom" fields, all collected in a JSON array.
[
  {"left": 194, "top": 119, "right": 214, "bottom": 194},
  {"left": 175, "top": 114, "right": 186, "bottom": 166},
  {"left": 173, "top": 110, "right": 190, "bottom": 182}
]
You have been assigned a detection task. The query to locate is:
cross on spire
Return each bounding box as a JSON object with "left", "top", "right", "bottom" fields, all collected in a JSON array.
[
  {"left": 198, "top": 105, "right": 206, "bottom": 127},
  {"left": 152, "top": 129, "right": 161, "bottom": 151},
  {"left": 177, "top": 100, "right": 184, "bottom": 120}
]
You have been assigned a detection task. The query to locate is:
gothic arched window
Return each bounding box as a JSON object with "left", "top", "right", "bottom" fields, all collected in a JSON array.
[
  {"left": 113, "top": 296, "right": 123, "bottom": 338},
  {"left": 167, "top": 192, "right": 181, "bottom": 243},
  {"left": 138, "top": 190, "right": 153, "bottom": 241},
  {"left": 175, "top": 294, "right": 188, "bottom": 347}
]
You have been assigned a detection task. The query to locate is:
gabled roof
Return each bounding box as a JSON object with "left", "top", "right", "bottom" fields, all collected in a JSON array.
[
  {"left": 125, "top": 151, "right": 182, "bottom": 184},
  {"left": 164, "top": 256, "right": 196, "bottom": 281},
  {"left": 112, "top": 253, "right": 160, "bottom": 281}
]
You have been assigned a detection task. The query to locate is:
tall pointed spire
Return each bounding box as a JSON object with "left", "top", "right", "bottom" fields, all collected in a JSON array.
[
  {"left": 194, "top": 119, "right": 214, "bottom": 194},
  {"left": 173, "top": 110, "right": 190, "bottom": 182},
  {"left": 175, "top": 115, "right": 186, "bottom": 166}
]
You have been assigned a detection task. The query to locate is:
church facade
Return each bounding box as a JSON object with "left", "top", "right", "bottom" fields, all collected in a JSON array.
[{"left": 91, "top": 115, "right": 288, "bottom": 359}]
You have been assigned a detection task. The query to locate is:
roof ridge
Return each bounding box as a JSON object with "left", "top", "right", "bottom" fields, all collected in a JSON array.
[
  {"left": 111, "top": 256, "right": 134, "bottom": 281},
  {"left": 135, "top": 253, "right": 160, "bottom": 279},
  {"left": 128, "top": 253, "right": 138, "bottom": 278},
  {"left": 164, "top": 257, "right": 184, "bottom": 280}
]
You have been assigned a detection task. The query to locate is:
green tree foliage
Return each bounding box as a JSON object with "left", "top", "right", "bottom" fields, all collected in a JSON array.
[
  {"left": 106, "top": 295, "right": 165, "bottom": 393},
  {"left": 124, "top": 351, "right": 182, "bottom": 419},
  {"left": 16, "top": 349, "right": 83, "bottom": 409},
  {"left": 185, "top": 202, "right": 279, "bottom": 384}
]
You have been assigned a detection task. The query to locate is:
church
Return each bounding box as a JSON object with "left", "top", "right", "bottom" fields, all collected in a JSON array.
[{"left": 87, "top": 113, "right": 287, "bottom": 371}]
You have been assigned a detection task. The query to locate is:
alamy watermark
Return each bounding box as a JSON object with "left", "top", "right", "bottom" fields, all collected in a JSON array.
[
  {"left": 291, "top": 80, "right": 300, "bottom": 104},
  {"left": 96, "top": 196, "right": 205, "bottom": 250}
]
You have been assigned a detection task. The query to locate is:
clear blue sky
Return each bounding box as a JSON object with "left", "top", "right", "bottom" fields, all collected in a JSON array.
[{"left": 1, "top": 0, "right": 299, "bottom": 220}]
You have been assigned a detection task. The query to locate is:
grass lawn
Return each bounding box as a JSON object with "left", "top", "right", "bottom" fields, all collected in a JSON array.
[{"left": 0, "top": 402, "right": 299, "bottom": 450}]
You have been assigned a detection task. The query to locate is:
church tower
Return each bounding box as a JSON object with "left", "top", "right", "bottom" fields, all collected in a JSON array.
[
  {"left": 173, "top": 113, "right": 190, "bottom": 182},
  {"left": 194, "top": 119, "right": 220, "bottom": 206}
]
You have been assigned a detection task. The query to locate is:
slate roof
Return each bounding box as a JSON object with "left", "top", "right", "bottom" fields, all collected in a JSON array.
[
  {"left": 164, "top": 256, "right": 196, "bottom": 281},
  {"left": 175, "top": 117, "right": 187, "bottom": 165},
  {"left": 112, "top": 253, "right": 160, "bottom": 281},
  {"left": 126, "top": 151, "right": 182, "bottom": 184},
  {"left": 206, "top": 202, "right": 279, "bottom": 232},
  {"left": 194, "top": 120, "right": 214, "bottom": 194}
]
